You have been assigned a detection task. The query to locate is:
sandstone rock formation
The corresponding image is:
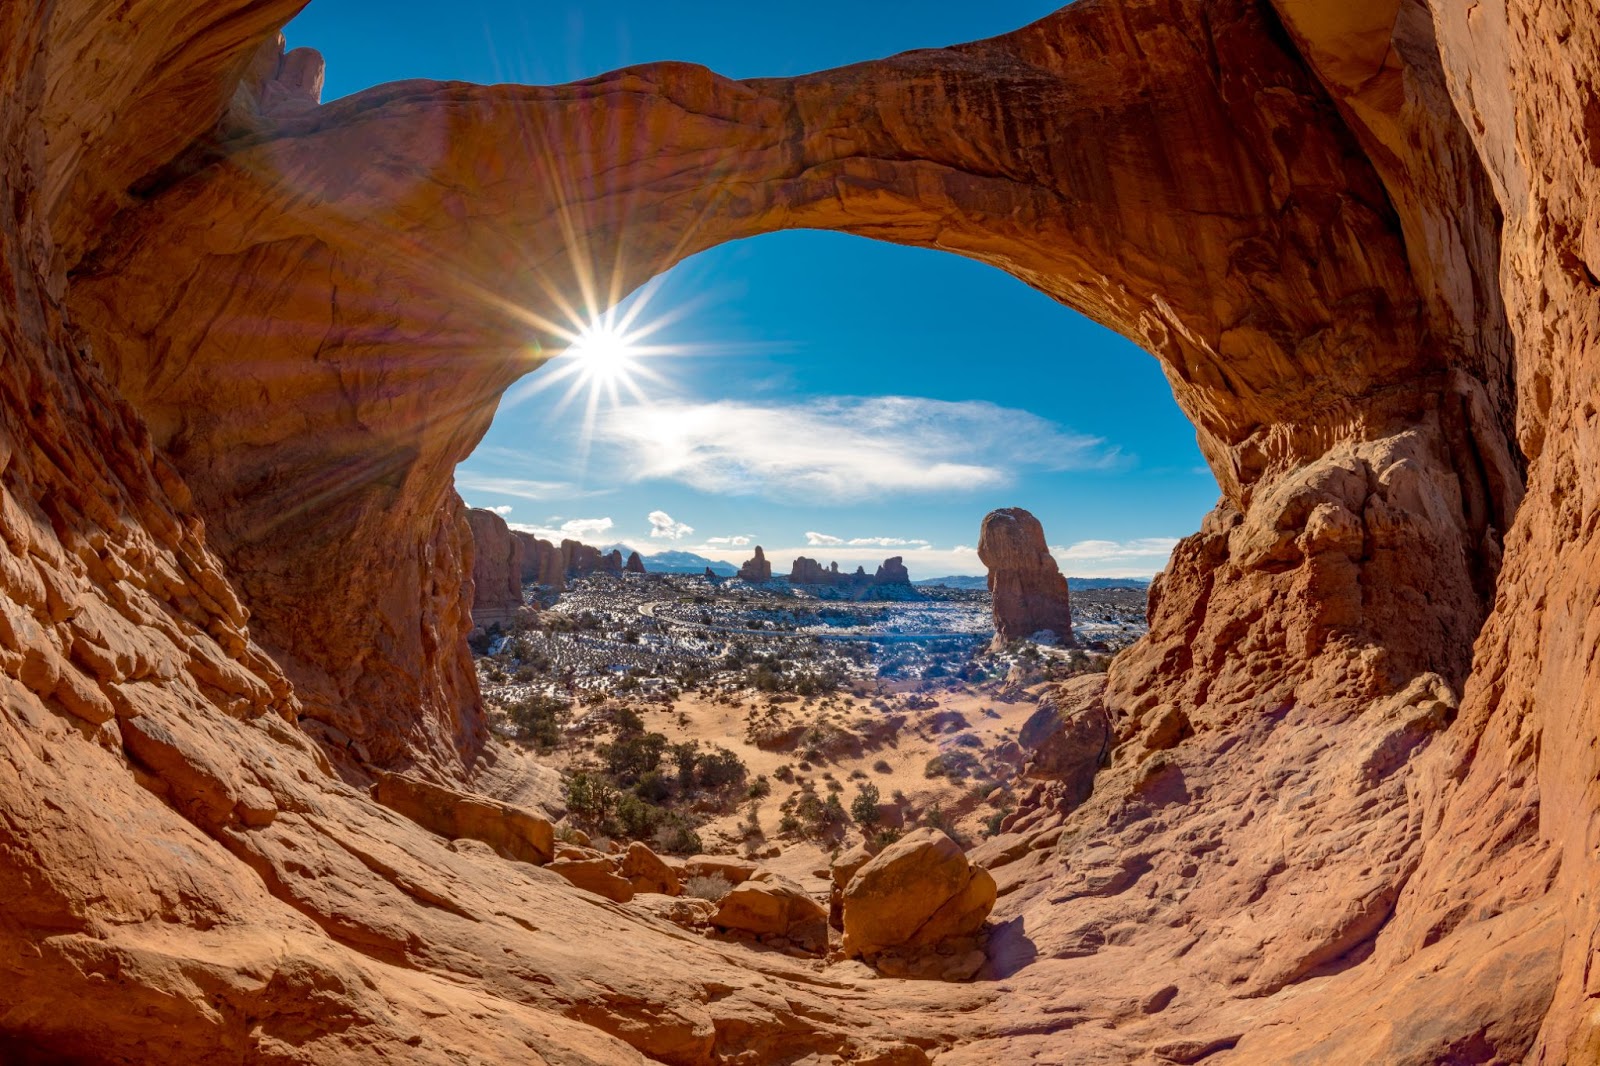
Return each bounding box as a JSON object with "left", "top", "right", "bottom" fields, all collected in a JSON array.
[
  {"left": 977, "top": 508, "right": 1074, "bottom": 648},
  {"left": 624, "top": 550, "right": 646, "bottom": 575},
  {"left": 841, "top": 829, "right": 997, "bottom": 959},
  {"left": 466, "top": 507, "right": 525, "bottom": 629},
  {"left": 736, "top": 546, "right": 772, "bottom": 582},
  {"left": 514, "top": 531, "right": 566, "bottom": 591},
  {"left": 874, "top": 557, "right": 911, "bottom": 586},
  {"left": 5, "top": 0, "right": 1600, "bottom": 1061},
  {"left": 788, "top": 554, "right": 912, "bottom": 593},
  {"left": 1016, "top": 674, "right": 1111, "bottom": 807}
]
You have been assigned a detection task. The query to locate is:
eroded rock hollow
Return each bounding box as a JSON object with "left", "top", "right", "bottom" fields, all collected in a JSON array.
[{"left": 3, "top": 0, "right": 1598, "bottom": 1061}]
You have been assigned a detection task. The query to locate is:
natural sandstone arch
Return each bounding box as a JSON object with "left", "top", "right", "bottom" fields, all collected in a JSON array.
[
  {"left": 70, "top": 0, "right": 1514, "bottom": 775},
  {"left": 6, "top": 0, "right": 1600, "bottom": 1061}
]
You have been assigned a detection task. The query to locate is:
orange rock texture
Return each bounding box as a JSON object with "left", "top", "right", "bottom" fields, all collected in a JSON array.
[{"left": 2, "top": 0, "right": 1599, "bottom": 1062}]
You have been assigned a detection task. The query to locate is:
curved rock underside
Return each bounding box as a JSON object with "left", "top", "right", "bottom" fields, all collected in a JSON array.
[{"left": 2, "top": 0, "right": 1597, "bottom": 1061}]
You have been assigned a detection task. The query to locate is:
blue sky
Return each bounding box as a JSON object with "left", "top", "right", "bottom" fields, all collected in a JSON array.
[{"left": 286, "top": 1, "right": 1219, "bottom": 577}]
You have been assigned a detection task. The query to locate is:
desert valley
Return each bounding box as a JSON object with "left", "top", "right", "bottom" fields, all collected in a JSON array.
[{"left": 4, "top": 1, "right": 1600, "bottom": 1064}]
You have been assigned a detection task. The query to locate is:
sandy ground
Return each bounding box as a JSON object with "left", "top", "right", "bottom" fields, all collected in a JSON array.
[{"left": 543, "top": 678, "right": 1048, "bottom": 888}]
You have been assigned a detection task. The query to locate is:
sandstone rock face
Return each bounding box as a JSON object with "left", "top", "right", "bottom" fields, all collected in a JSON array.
[
  {"left": 841, "top": 829, "right": 997, "bottom": 959},
  {"left": 6, "top": 0, "right": 1600, "bottom": 1062},
  {"left": 514, "top": 531, "right": 566, "bottom": 591},
  {"left": 374, "top": 770, "right": 554, "bottom": 866},
  {"left": 737, "top": 546, "right": 772, "bottom": 582},
  {"left": 977, "top": 509, "right": 1073, "bottom": 648},
  {"left": 789, "top": 555, "right": 911, "bottom": 592},
  {"left": 624, "top": 551, "right": 646, "bottom": 575},
  {"left": 465, "top": 507, "right": 524, "bottom": 629},
  {"left": 1018, "top": 674, "right": 1111, "bottom": 807}
]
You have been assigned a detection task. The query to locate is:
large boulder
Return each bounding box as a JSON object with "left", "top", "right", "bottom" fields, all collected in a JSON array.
[
  {"left": 977, "top": 508, "right": 1073, "bottom": 649},
  {"left": 621, "top": 841, "right": 681, "bottom": 896},
  {"left": 547, "top": 857, "right": 635, "bottom": 902},
  {"left": 841, "top": 829, "right": 996, "bottom": 958},
  {"left": 712, "top": 874, "right": 828, "bottom": 952},
  {"left": 1019, "top": 674, "right": 1112, "bottom": 806},
  {"left": 373, "top": 772, "right": 553, "bottom": 866}
]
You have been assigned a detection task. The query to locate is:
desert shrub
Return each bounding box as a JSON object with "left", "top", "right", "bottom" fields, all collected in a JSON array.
[
  {"left": 923, "top": 755, "right": 949, "bottom": 779},
  {"left": 565, "top": 772, "right": 617, "bottom": 827},
  {"left": 605, "top": 730, "right": 668, "bottom": 784},
  {"left": 614, "top": 793, "right": 667, "bottom": 839},
  {"left": 653, "top": 819, "right": 703, "bottom": 856},
  {"left": 872, "top": 759, "right": 892, "bottom": 774},
  {"left": 683, "top": 873, "right": 734, "bottom": 901},
  {"left": 668, "top": 740, "right": 701, "bottom": 786},
  {"left": 921, "top": 803, "right": 952, "bottom": 834},
  {"left": 872, "top": 827, "right": 902, "bottom": 849},
  {"left": 851, "top": 784, "right": 882, "bottom": 829},
  {"left": 633, "top": 769, "right": 673, "bottom": 804},
  {"left": 779, "top": 813, "right": 801, "bottom": 835},
  {"left": 505, "top": 692, "right": 571, "bottom": 750},
  {"left": 983, "top": 810, "right": 1008, "bottom": 837},
  {"left": 695, "top": 747, "right": 748, "bottom": 790},
  {"left": 747, "top": 775, "right": 772, "bottom": 800},
  {"left": 773, "top": 764, "right": 795, "bottom": 783}
]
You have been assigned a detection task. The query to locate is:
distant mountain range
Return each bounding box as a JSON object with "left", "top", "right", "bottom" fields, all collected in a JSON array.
[
  {"left": 602, "top": 545, "right": 738, "bottom": 576},
  {"left": 914, "top": 575, "right": 1152, "bottom": 591}
]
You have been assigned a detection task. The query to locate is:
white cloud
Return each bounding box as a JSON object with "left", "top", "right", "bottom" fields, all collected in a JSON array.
[
  {"left": 509, "top": 516, "right": 615, "bottom": 542},
  {"left": 455, "top": 473, "right": 576, "bottom": 501},
  {"left": 846, "top": 536, "right": 931, "bottom": 547},
  {"left": 805, "top": 531, "right": 845, "bottom": 546},
  {"left": 647, "top": 510, "right": 695, "bottom": 540},
  {"left": 1048, "top": 537, "right": 1180, "bottom": 577},
  {"left": 594, "top": 396, "right": 1113, "bottom": 502},
  {"left": 706, "top": 535, "right": 754, "bottom": 547},
  {"left": 483, "top": 505, "right": 514, "bottom": 516}
]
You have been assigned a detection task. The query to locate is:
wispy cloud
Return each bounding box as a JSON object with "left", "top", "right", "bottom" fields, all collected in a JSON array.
[
  {"left": 509, "top": 516, "right": 615, "bottom": 542},
  {"left": 647, "top": 510, "right": 694, "bottom": 540},
  {"left": 455, "top": 473, "right": 579, "bottom": 501},
  {"left": 1049, "top": 537, "right": 1179, "bottom": 576},
  {"left": 479, "top": 504, "right": 513, "bottom": 516},
  {"left": 593, "top": 396, "right": 1114, "bottom": 502},
  {"left": 807, "top": 531, "right": 931, "bottom": 548},
  {"left": 706, "top": 534, "right": 754, "bottom": 547}
]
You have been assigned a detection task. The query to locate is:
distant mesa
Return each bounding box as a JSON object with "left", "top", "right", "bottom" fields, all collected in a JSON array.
[
  {"left": 604, "top": 544, "right": 738, "bottom": 576},
  {"left": 978, "top": 507, "right": 1074, "bottom": 649},
  {"left": 737, "top": 546, "right": 773, "bottom": 582}
]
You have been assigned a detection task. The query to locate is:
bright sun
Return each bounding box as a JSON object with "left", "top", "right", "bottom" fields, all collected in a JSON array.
[{"left": 568, "top": 320, "right": 641, "bottom": 385}]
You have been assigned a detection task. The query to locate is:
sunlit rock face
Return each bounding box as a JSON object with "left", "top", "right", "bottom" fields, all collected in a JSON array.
[
  {"left": 4, "top": 0, "right": 1600, "bottom": 1061},
  {"left": 466, "top": 508, "right": 524, "bottom": 630},
  {"left": 978, "top": 508, "right": 1074, "bottom": 648}
]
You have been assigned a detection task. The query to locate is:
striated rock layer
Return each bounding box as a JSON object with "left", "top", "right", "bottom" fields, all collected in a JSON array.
[{"left": 2, "top": 0, "right": 1599, "bottom": 1062}]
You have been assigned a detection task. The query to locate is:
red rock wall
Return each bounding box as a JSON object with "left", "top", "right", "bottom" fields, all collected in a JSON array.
[{"left": 465, "top": 507, "right": 524, "bottom": 629}]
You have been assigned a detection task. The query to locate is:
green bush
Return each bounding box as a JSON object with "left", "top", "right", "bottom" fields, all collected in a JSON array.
[
  {"left": 505, "top": 692, "right": 571, "bottom": 750},
  {"left": 565, "top": 772, "right": 617, "bottom": 827},
  {"left": 850, "top": 783, "right": 882, "bottom": 829}
]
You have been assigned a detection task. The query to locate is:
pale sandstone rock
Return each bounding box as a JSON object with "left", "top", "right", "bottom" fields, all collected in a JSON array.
[
  {"left": 621, "top": 841, "right": 680, "bottom": 896},
  {"left": 373, "top": 771, "right": 554, "bottom": 866},
  {"left": 547, "top": 857, "right": 634, "bottom": 903}
]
